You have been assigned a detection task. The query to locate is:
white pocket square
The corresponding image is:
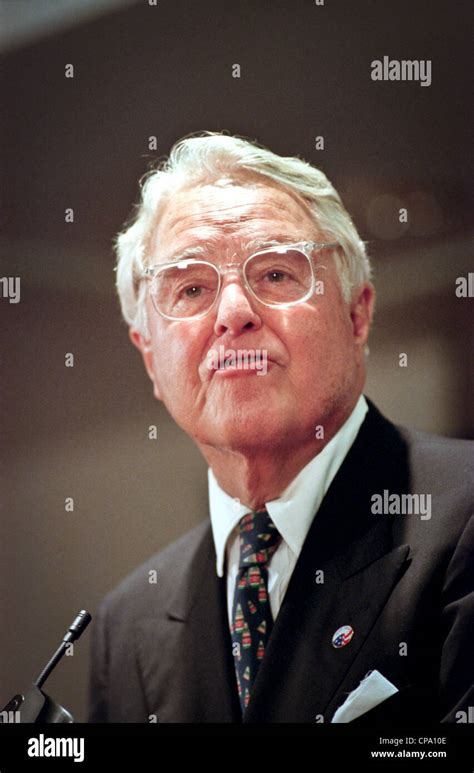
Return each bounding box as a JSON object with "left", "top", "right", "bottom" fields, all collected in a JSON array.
[{"left": 331, "top": 670, "right": 399, "bottom": 723}]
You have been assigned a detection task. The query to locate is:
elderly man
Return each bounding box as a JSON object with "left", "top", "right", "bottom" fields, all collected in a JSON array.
[{"left": 88, "top": 132, "right": 473, "bottom": 724}]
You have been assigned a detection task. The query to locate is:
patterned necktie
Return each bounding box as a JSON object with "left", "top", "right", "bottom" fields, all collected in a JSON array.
[{"left": 231, "top": 509, "right": 282, "bottom": 712}]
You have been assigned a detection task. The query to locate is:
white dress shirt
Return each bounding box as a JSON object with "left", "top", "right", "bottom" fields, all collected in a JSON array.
[{"left": 208, "top": 394, "right": 369, "bottom": 630}]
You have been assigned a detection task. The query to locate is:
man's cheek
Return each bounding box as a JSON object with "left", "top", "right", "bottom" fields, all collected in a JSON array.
[{"left": 159, "top": 348, "right": 199, "bottom": 391}]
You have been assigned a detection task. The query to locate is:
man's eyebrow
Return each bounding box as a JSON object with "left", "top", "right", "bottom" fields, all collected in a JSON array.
[{"left": 161, "top": 235, "right": 301, "bottom": 264}]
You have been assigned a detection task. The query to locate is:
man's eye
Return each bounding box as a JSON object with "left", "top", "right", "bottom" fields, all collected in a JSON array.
[
  {"left": 266, "top": 270, "right": 288, "bottom": 283},
  {"left": 178, "top": 283, "right": 215, "bottom": 300},
  {"left": 184, "top": 285, "right": 203, "bottom": 298}
]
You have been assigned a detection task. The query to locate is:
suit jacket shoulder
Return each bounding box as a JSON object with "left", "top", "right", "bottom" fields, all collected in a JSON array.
[
  {"left": 393, "top": 421, "right": 473, "bottom": 547},
  {"left": 97, "top": 518, "right": 210, "bottom": 623},
  {"left": 398, "top": 422, "right": 473, "bottom": 489}
]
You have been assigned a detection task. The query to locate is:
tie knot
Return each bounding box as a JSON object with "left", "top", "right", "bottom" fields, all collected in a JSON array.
[{"left": 238, "top": 510, "right": 282, "bottom": 569}]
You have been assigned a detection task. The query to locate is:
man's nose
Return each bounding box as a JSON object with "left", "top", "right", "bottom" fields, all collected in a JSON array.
[{"left": 213, "top": 279, "right": 262, "bottom": 337}]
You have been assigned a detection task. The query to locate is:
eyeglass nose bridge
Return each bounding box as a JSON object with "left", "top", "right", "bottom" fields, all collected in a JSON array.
[
  {"left": 210, "top": 261, "right": 255, "bottom": 308},
  {"left": 215, "top": 261, "right": 247, "bottom": 278},
  {"left": 219, "top": 261, "right": 245, "bottom": 272}
]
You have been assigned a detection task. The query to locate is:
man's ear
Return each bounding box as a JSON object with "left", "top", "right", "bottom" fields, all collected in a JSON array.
[
  {"left": 128, "top": 327, "right": 163, "bottom": 401},
  {"left": 350, "top": 282, "right": 376, "bottom": 348}
]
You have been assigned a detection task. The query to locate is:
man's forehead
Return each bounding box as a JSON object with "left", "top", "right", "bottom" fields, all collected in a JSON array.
[{"left": 153, "top": 181, "right": 315, "bottom": 247}]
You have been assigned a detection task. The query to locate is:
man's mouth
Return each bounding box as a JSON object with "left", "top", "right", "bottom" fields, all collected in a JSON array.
[
  {"left": 217, "top": 356, "right": 262, "bottom": 370},
  {"left": 202, "top": 345, "right": 275, "bottom": 380}
]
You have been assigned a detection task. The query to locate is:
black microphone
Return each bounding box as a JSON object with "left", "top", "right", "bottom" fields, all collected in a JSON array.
[{"left": 0, "top": 610, "right": 92, "bottom": 724}]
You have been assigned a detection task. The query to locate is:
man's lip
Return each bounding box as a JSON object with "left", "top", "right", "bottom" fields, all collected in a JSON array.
[
  {"left": 202, "top": 352, "right": 278, "bottom": 380},
  {"left": 212, "top": 357, "right": 275, "bottom": 375},
  {"left": 213, "top": 365, "right": 272, "bottom": 378}
]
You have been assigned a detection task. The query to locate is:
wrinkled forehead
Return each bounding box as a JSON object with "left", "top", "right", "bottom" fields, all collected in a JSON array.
[{"left": 147, "top": 178, "right": 318, "bottom": 261}]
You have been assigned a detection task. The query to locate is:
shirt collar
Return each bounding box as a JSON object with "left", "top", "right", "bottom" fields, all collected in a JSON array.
[{"left": 208, "top": 394, "right": 369, "bottom": 577}]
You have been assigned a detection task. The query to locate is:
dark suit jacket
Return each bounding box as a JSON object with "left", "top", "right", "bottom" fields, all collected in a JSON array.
[{"left": 87, "top": 399, "right": 474, "bottom": 723}]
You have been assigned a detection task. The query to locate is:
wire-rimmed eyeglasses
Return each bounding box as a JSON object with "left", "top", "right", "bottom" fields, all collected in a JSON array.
[{"left": 140, "top": 240, "right": 339, "bottom": 320}]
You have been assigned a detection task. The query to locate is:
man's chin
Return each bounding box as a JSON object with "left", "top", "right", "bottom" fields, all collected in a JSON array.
[{"left": 195, "top": 415, "right": 284, "bottom": 451}]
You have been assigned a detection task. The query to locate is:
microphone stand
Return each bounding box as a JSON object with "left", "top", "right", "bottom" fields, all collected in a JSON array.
[{"left": 0, "top": 610, "right": 91, "bottom": 723}]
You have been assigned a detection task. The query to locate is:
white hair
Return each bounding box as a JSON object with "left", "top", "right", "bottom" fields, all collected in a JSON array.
[{"left": 114, "top": 130, "right": 372, "bottom": 337}]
